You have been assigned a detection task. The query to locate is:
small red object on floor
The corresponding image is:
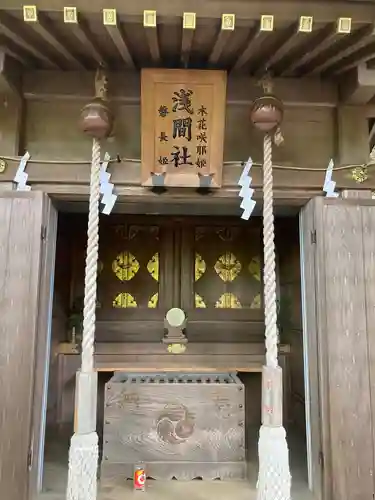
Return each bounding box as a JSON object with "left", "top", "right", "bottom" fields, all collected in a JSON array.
[{"left": 134, "top": 463, "right": 146, "bottom": 491}]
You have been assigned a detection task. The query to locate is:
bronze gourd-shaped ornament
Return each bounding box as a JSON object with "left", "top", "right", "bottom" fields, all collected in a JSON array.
[
  {"left": 79, "top": 67, "right": 114, "bottom": 139},
  {"left": 250, "top": 77, "right": 283, "bottom": 132}
]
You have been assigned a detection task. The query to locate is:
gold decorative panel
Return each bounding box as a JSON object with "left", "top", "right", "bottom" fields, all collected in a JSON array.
[
  {"left": 183, "top": 12, "right": 196, "bottom": 30},
  {"left": 195, "top": 293, "right": 207, "bottom": 308},
  {"left": 143, "top": 10, "right": 157, "bottom": 27},
  {"left": 64, "top": 7, "right": 77, "bottom": 23},
  {"left": 113, "top": 292, "right": 137, "bottom": 308},
  {"left": 112, "top": 251, "right": 140, "bottom": 282},
  {"left": 250, "top": 294, "right": 261, "bottom": 309},
  {"left": 193, "top": 225, "right": 262, "bottom": 310},
  {"left": 221, "top": 14, "right": 235, "bottom": 30},
  {"left": 248, "top": 256, "right": 261, "bottom": 282},
  {"left": 214, "top": 252, "right": 242, "bottom": 282},
  {"left": 148, "top": 292, "right": 159, "bottom": 308},
  {"left": 103, "top": 8, "right": 117, "bottom": 26},
  {"left": 147, "top": 253, "right": 159, "bottom": 282},
  {"left": 299, "top": 16, "right": 313, "bottom": 32},
  {"left": 23, "top": 5, "right": 37, "bottom": 22},
  {"left": 216, "top": 293, "right": 241, "bottom": 309},
  {"left": 70, "top": 220, "right": 162, "bottom": 317},
  {"left": 95, "top": 224, "right": 160, "bottom": 311},
  {"left": 195, "top": 253, "right": 206, "bottom": 281}
]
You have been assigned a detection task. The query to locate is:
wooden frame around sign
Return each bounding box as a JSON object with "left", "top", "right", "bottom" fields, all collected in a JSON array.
[{"left": 141, "top": 69, "right": 227, "bottom": 188}]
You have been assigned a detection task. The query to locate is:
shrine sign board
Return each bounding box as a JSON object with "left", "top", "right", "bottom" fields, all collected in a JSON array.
[{"left": 141, "top": 69, "right": 227, "bottom": 188}]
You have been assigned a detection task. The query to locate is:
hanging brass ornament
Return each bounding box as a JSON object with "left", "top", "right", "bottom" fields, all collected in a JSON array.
[
  {"left": 0, "top": 158, "right": 7, "bottom": 173},
  {"left": 250, "top": 75, "right": 284, "bottom": 132},
  {"left": 79, "top": 66, "right": 114, "bottom": 139},
  {"left": 351, "top": 166, "right": 368, "bottom": 184}
]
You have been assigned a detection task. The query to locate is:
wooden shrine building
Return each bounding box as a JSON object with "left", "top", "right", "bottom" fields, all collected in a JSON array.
[{"left": 2, "top": 1, "right": 375, "bottom": 500}]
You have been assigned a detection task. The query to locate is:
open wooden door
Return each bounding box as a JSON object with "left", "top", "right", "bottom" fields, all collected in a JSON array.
[
  {"left": 0, "top": 192, "right": 57, "bottom": 500},
  {"left": 300, "top": 196, "right": 375, "bottom": 500},
  {"left": 299, "top": 199, "right": 324, "bottom": 500}
]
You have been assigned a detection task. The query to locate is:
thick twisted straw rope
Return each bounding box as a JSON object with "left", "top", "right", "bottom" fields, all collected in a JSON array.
[
  {"left": 81, "top": 138, "right": 101, "bottom": 373},
  {"left": 262, "top": 133, "right": 278, "bottom": 369}
]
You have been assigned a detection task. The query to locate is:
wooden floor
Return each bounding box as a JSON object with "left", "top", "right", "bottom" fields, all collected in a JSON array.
[{"left": 39, "top": 426, "right": 314, "bottom": 500}]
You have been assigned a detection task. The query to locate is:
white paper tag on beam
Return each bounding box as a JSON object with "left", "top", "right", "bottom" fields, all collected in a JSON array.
[
  {"left": 100, "top": 152, "right": 117, "bottom": 215},
  {"left": 323, "top": 158, "right": 339, "bottom": 198},
  {"left": 13, "top": 151, "right": 31, "bottom": 191},
  {"left": 238, "top": 157, "right": 256, "bottom": 220}
]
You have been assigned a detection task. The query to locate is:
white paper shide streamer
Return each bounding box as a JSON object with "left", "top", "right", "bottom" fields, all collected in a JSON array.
[
  {"left": 100, "top": 152, "right": 117, "bottom": 215},
  {"left": 13, "top": 151, "right": 31, "bottom": 191},
  {"left": 323, "top": 159, "right": 339, "bottom": 198},
  {"left": 238, "top": 157, "right": 256, "bottom": 220}
]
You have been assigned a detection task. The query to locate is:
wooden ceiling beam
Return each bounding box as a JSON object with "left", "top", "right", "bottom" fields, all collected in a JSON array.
[
  {"left": 22, "top": 70, "right": 338, "bottom": 107},
  {"left": 0, "top": 49, "right": 22, "bottom": 95},
  {"left": 281, "top": 22, "right": 342, "bottom": 75},
  {"left": 143, "top": 10, "right": 160, "bottom": 64},
  {"left": 0, "top": 11, "right": 59, "bottom": 68},
  {"left": 339, "top": 63, "right": 375, "bottom": 103},
  {"left": 208, "top": 15, "right": 236, "bottom": 65},
  {"left": 326, "top": 40, "right": 375, "bottom": 75},
  {"left": 208, "top": 30, "right": 231, "bottom": 65},
  {"left": 180, "top": 27, "right": 194, "bottom": 67},
  {"left": 27, "top": 12, "right": 86, "bottom": 69},
  {"left": 70, "top": 15, "right": 106, "bottom": 66},
  {"left": 144, "top": 29, "right": 160, "bottom": 64},
  {"left": 304, "top": 24, "right": 375, "bottom": 76},
  {"left": 180, "top": 12, "right": 196, "bottom": 67},
  {"left": 1, "top": 1, "right": 375, "bottom": 24},
  {"left": 105, "top": 25, "right": 135, "bottom": 68},
  {"left": 0, "top": 35, "right": 34, "bottom": 67},
  {"left": 231, "top": 24, "right": 269, "bottom": 72},
  {"left": 103, "top": 10, "right": 135, "bottom": 69},
  {"left": 255, "top": 21, "right": 306, "bottom": 77}
]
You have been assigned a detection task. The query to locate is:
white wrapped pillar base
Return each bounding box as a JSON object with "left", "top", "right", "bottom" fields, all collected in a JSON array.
[
  {"left": 257, "top": 426, "right": 291, "bottom": 500},
  {"left": 66, "top": 432, "right": 99, "bottom": 500}
]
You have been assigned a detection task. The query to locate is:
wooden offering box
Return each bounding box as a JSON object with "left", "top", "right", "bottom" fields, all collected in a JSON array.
[{"left": 101, "top": 372, "right": 246, "bottom": 481}]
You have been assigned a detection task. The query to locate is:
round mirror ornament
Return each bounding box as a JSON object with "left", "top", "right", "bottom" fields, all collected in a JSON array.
[{"left": 165, "top": 307, "right": 186, "bottom": 328}]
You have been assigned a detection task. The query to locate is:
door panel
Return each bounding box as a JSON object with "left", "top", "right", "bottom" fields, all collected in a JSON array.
[
  {"left": 30, "top": 196, "right": 58, "bottom": 498},
  {"left": 299, "top": 199, "right": 322, "bottom": 500},
  {"left": 0, "top": 192, "right": 57, "bottom": 500},
  {"left": 67, "top": 215, "right": 176, "bottom": 342},
  {"left": 180, "top": 220, "right": 264, "bottom": 342}
]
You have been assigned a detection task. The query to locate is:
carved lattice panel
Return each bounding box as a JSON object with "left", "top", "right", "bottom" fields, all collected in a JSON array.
[
  {"left": 194, "top": 226, "right": 262, "bottom": 309},
  {"left": 98, "top": 224, "right": 161, "bottom": 311}
]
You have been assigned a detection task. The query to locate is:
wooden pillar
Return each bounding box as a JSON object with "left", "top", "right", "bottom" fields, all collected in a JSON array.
[
  {"left": 336, "top": 106, "right": 368, "bottom": 167},
  {"left": 0, "top": 94, "right": 23, "bottom": 190},
  {"left": 300, "top": 197, "right": 375, "bottom": 500},
  {"left": 341, "top": 189, "right": 372, "bottom": 199},
  {"left": 0, "top": 51, "right": 24, "bottom": 157},
  {"left": 0, "top": 192, "right": 57, "bottom": 500},
  {"left": 0, "top": 51, "right": 24, "bottom": 191}
]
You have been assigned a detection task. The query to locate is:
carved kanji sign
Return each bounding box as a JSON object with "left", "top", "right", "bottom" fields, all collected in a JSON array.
[{"left": 141, "top": 69, "right": 227, "bottom": 188}]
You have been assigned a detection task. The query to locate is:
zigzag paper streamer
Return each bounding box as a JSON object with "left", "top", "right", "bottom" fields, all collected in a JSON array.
[
  {"left": 323, "top": 158, "right": 339, "bottom": 198},
  {"left": 13, "top": 151, "right": 31, "bottom": 191},
  {"left": 238, "top": 157, "right": 256, "bottom": 220},
  {"left": 100, "top": 152, "right": 117, "bottom": 215}
]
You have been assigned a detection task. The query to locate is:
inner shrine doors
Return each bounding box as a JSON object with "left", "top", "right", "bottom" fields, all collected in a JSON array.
[
  {"left": 300, "top": 196, "right": 375, "bottom": 500},
  {"left": 0, "top": 192, "right": 57, "bottom": 500},
  {"left": 69, "top": 215, "right": 265, "bottom": 343}
]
